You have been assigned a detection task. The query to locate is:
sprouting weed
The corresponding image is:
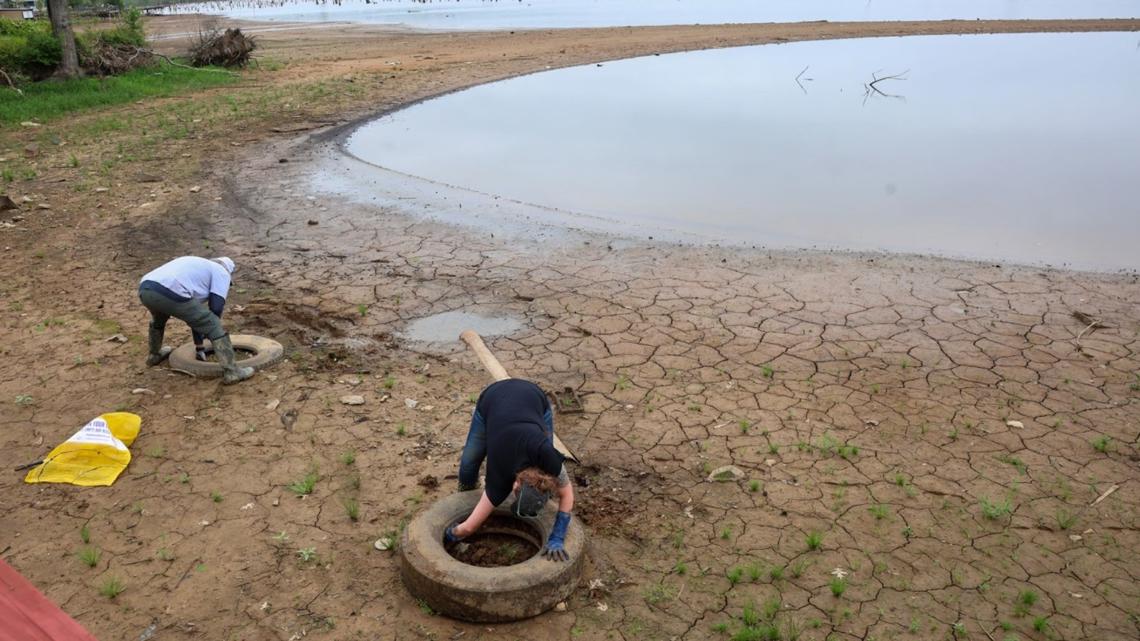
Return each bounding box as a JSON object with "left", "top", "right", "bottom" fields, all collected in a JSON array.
[
  {"left": 805, "top": 531, "right": 823, "bottom": 551},
  {"left": 98, "top": 576, "right": 125, "bottom": 599},
  {"left": 78, "top": 546, "right": 101, "bottom": 568},
  {"left": 297, "top": 547, "right": 317, "bottom": 562},
  {"left": 726, "top": 567, "right": 743, "bottom": 585},
  {"left": 343, "top": 498, "right": 360, "bottom": 521},
  {"left": 980, "top": 497, "right": 1012, "bottom": 520},
  {"left": 830, "top": 577, "right": 847, "bottom": 597}
]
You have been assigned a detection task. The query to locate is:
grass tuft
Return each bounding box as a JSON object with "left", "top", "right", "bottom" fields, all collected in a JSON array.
[
  {"left": 98, "top": 576, "right": 124, "bottom": 599},
  {"left": 78, "top": 546, "right": 101, "bottom": 568},
  {"left": 805, "top": 531, "right": 823, "bottom": 551}
]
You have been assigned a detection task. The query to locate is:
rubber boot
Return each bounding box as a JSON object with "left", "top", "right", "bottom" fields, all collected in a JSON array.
[
  {"left": 146, "top": 325, "right": 173, "bottom": 366},
  {"left": 214, "top": 334, "right": 254, "bottom": 385},
  {"left": 458, "top": 481, "right": 479, "bottom": 492}
]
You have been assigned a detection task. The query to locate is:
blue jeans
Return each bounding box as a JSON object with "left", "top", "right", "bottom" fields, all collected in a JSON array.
[{"left": 458, "top": 407, "right": 554, "bottom": 489}]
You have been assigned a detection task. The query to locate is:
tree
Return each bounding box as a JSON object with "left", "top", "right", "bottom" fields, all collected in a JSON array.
[{"left": 45, "top": 0, "right": 80, "bottom": 78}]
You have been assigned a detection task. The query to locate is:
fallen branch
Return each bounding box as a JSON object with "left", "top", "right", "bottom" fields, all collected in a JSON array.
[
  {"left": 863, "top": 69, "right": 908, "bottom": 104},
  {"left": 1090, "top": 483, "right": 1119, "bottom": 507},
  {"left": 1071, "top": 310, "right": 1110, "bottom": 351},
  {"left": 135, "top": 47, "right": 238, "bottom": 75},
  {"left": 0, "top": 68, "right": 23, "bottom": 96},
  {"left": 795, "top": 65, "right": 810, "bottom": 94}
]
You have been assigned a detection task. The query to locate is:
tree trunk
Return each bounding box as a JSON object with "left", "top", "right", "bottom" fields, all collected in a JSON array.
[{"left": 45, "top": 0, "right": 80, "bottom": 79}]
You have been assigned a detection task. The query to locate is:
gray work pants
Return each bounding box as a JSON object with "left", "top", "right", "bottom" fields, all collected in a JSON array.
[{"left": 138, "top": 286, "right": 225, "bottom": 342}]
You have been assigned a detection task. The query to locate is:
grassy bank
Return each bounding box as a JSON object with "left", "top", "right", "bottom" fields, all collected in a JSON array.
[{"left": 0, "top": 62, "right": 237, "bottom": 126}]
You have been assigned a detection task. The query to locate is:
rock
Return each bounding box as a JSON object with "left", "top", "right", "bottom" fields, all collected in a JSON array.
[
  {"left": 864, "top": 419, "right": 880, "bottom": 426},
  {"left": 266, "top": 399, "right": 280, "bottom": 411},
  {"left": 340, "top": 395, "right": 365, "bottom": 406},
  {"left": 707, "top": 465, "right": 745, "bottom": 482},
  {"left": 373, "top": 536, "right": 394, "bottom": 551},
  {"left": 135, "top": 173, "right": 162, "bottom": 183},
  {"left": 281, "top": 409, "right": 297, "bottom": 429},
  {"left": 1006, "top": 420, "right": 1024, "bottom": 429},
  {"left": 306, "top": 219, "right": 318, "bottom": 225},
  {"left": 93, "top": 187, "right": 109, "bottom": 193},
  {"left": 131, "top": 388, "right": 155, "bottom": 395},
  {"left": 36, "top": 203, "right": 50, "bottom": 210},
  {"left": 554, "top": 602, "right": 567, "bottom": 612},
  {"left": 1068, "top": 534, "right": 1082, "bottom": 542},
  {"left": 338, "top": 376, "right": 362, "bottom": 386},
  {"left": 105, "top": 334, "right": 128, "bottom": 343},
  {"left": 19, "top": 121, "right": 41, "bottom": 128},
  {"left": 0, "top": 196, "right": 17, "bottom": 211},
  {"left": 596, "top": 602, "right": 608, "bottom": 612},
  {"left": 189, "top": 186, "right": 201, "bottom": 193},
  {"left": 404, "top": 398, "right": 418, "bottom": 409},
  {"left": 765, "top": 459, "right": 777, "bottom": 467}
]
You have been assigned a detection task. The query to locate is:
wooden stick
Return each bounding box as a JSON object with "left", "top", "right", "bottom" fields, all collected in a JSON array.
[
  {"left": 460, "top": 330, "right": 578, "bottom": 462},
  {"left": 1090, "top": 483, "right": 1119, "bottom": 507}
]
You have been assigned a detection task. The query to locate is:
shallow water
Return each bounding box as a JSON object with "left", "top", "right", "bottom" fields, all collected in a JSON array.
[
  {"left": 400, "top": 311, "right": 523, "bottom": 345},
  {"left": 345, "top": 32, "right": 1140, "bottom": 271},
  {"left": 169, "top": 0, "right": 1140, "bottom": 29}
]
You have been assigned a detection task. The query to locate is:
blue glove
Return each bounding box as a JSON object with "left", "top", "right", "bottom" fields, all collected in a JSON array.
[
  {"left": 542, "top": 511, "right": 572, "bottom": 561},
  {"left": 444, "top": 525, "right": 464, "bottom": 545}
]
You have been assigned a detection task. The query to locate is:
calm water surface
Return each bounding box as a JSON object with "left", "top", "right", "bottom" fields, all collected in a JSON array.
[
  {"left": 346, "top": 33, "right": 1140, "bottom": 271},
  {"left": 169, "top": 0, "right": 1140, "bottom": 29}
]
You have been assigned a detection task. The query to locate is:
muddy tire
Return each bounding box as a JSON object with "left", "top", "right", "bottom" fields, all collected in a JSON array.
[
  {"left": 399, "top": 490, "right": 585, "bottom": 622},
  {"left": 167, "top": 334, "right": 284, "bottom": 378}
]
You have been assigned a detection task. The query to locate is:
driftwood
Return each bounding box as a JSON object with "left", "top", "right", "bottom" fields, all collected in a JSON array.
[
  {"left": 1071, "top": 310, "right": 1111, "bottom": 352},
  {"left": 189, "top": 28, "right": 258, "bottom": 69},
  {"left": 0, "top": 68, "right": 22, "bottom": 95},
  {"left": 863, "top": 69, "right": 908, "bottom": 104}
]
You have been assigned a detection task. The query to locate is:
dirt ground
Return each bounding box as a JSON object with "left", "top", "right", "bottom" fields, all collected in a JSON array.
[{"left": 1, "top": 14, "right": 1139, "bottom": 641}]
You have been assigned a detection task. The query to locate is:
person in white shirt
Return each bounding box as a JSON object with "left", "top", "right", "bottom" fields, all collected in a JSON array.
[{"left": 137, "top": 256, "right": 254, "bottom": 384}]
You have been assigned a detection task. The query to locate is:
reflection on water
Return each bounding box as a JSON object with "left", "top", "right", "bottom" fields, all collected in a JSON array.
[
  {"left": 346, "top": 33, "right": 1140, "bottom": 271},
  {"left": 168, "top": 0, "right": 1140, "bottom": 29}
]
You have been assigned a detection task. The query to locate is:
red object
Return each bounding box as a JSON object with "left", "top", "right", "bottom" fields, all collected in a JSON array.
[{"left": 0, "top": 559, "right": 99, "bottom": 641}]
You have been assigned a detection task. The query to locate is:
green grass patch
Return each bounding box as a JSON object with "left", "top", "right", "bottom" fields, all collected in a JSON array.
[{"left": 0, "top": 61, "right": 236, "bottom": 126}]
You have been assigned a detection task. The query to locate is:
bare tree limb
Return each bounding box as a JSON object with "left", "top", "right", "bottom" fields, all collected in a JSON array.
[
  {"left": 863, "top": 69, "right": 909, "bottom": 104},
  {"left": 795, "top": 65, "right": 810, "bottom": 94},
  {"left": 131, "top": 47, "right": 238, "bottom": 75},
  {"left": 0, "top": 68, "right": 22, "bottom": 96}
]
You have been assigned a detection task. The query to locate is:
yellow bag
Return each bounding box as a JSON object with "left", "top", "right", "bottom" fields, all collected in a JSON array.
[{"left": 24, "top": 413, "right": 141, "bottom": 487}]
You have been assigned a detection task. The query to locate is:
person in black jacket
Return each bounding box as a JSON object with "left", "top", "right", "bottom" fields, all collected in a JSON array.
[{"left": 446, "top": 379, "right": 575, "bottom": 561}]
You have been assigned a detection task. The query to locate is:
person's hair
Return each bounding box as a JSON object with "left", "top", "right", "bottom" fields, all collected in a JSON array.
[{"left": 516, "top": 467, "right": 560, "bottom": 495}]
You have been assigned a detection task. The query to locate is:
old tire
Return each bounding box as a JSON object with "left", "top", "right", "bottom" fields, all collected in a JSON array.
[
  {"left": 400, "top": 490, "right": 585, "bottom": 622},
  {"left": 167, "top": 334, "right": 284, "bottom": 378}
]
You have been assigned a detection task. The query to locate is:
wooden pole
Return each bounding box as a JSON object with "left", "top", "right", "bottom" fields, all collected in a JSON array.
[{"left": 460, "top": 330, "right": 578, "bottom": 462}]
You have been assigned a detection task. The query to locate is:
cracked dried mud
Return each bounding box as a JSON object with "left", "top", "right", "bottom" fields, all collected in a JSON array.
[{"left": 1, "top": 14, "right": 1138, "bottom": 641}]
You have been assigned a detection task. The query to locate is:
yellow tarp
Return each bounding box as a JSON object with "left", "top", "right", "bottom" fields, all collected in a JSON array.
[{"left": 23, "top": 413, "right": 141, "bottom": 487}]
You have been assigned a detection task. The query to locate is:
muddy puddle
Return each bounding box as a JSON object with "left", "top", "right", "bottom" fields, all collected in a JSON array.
[
  {"left": 168, "top": 0, "right": 1140, "bottom": 29},
  {"left": 399, "top": 311, "right": 522, "bottom": 350},
  {"left": 343, "top": 32, "right": 1140, "bottom": 271}
]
